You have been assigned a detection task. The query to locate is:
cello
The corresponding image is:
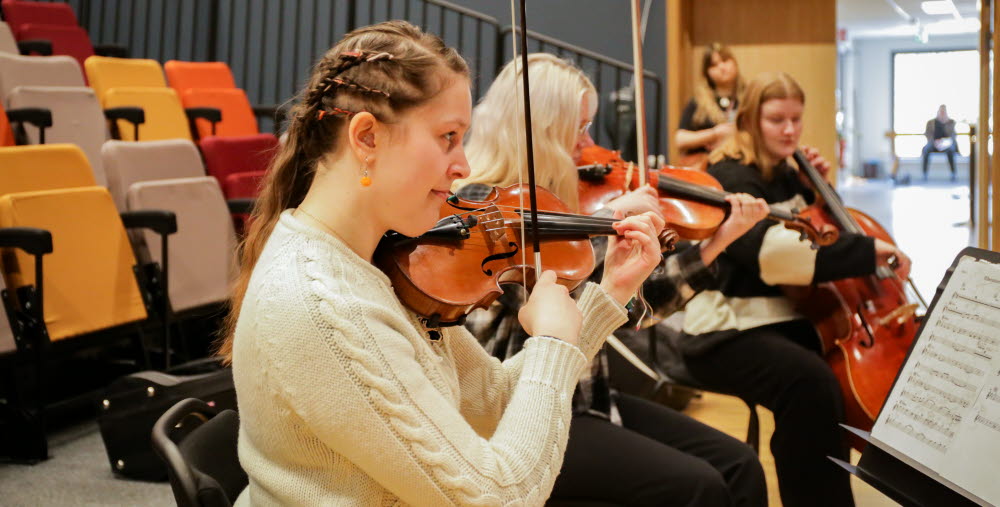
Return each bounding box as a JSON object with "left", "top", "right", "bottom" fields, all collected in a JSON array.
[{"left": 790, "top": 149, "right": 922, "bottom": 448}]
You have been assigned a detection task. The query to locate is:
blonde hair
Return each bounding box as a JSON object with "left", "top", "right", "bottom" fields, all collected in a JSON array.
[
  {"left": 217, "top": 21, "right": 468, "bottom": 363},
  {"left": 709, "top": 71, "right": 804, "bottom": 180},
  {"left": 691, "top": 42, "right": 745, "bottom": 126},
  {"left": 457, "top": 53, "right": 595, "bottom": 212}
]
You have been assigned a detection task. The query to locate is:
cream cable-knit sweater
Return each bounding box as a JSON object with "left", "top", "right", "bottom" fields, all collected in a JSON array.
[{"left": 232, "top": 210, "right": 627, "bottom": 506}]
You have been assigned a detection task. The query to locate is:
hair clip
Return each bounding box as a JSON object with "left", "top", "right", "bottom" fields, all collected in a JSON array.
[
  {"left": 366, "top": 52, "right": 393, "bottom": 62},
  {"left": 317, "top": 107, "right": 356, "bottom": 120}
]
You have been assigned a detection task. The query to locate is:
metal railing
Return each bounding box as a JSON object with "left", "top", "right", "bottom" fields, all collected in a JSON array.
[
  {"left": 497, "top": 26, "right": 664, "bottom": 158},
  {"left": 39, "top": 0, "right": 665, "bottom": 155}
]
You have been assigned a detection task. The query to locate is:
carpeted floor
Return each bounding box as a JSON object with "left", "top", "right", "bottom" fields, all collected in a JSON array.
[{"left": 0, "top": 421, "right": 173, "bottom": 506}]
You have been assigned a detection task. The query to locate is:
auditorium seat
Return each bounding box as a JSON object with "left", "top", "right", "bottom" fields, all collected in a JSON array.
[
  {"left": 0, "top": 144, "right": 173, "bottom": 462},
  {"left": 7, "top": 86, "right": 108, "bottom": 184},
  {"left": 180, "top": 88, "right": 258, "bottom": 139},
  {"left": 164, "top": 60, "right": 236, "bottom": 91},
  {"left": 199, "top": 134, "right": 278, "bottom": 197},
  {"left": 103, "top": 87, "right": 191, "bottom": 141},
  {"left": 0, "top": 52, "right": 84, "bottom": 100},
  {"left": 13, "top": 24, "right": 93, "bottom": 70},
  {"left": 102, "top": 140, "right": 237, "bottom": 315},
  {"left": 164, "top": 60, "right": 283, "bottom": 137},
  {"left": 1, "top": 0, "right": 78, "bottom": 28},
  {"left": 84, "top": 56, "right": 167, "bottom": 105},
  {"left": 2, "top": 1, "right": 127, "bottom": 71}
]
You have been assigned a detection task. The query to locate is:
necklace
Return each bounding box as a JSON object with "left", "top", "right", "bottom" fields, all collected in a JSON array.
[{"left": 296, "top": 207, "right": 346, "bottom": 242}]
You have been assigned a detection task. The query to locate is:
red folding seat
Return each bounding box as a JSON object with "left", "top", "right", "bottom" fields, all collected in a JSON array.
[
  {"left": 199, "top": 134, "right": 278, "bottom": 197},
  {"left": 1, "top": 0, "right": 78, "bottom": 27}
]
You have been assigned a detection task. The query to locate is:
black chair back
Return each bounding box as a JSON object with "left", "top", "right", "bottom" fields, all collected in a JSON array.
[{"left": 152, "top": 398, "right": 246, "bottom": 507}]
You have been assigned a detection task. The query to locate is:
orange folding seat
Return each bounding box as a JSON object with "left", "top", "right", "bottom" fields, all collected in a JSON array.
[
  {"left": 164, "top": 60, "right": 282, "bottom": 138},
  {"left": 163, "top": 61, "right": 236, "bottom": 91},
  {"left": 181, "top": 88, "right": 257, "bottom": 138}
]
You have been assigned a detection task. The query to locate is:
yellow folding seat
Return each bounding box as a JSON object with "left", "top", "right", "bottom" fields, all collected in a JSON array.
[
  {"left": 0, "top": 144, "right": 147, "bottom": 341},
  {"left": 83, "top": 55, "right": 166, "bottom": 105},
  {"left": 103, "top": 87, "right": 191, "bottom": 141}
]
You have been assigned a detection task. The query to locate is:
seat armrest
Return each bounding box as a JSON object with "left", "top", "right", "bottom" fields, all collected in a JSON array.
[
  {"left": 0, "top": 227, "right": 53, "bottom": 256},
  {"left": 120, "top": 210, "right": 178, "bottom": 236},
  {"left": 17, "top": 39, "right": 52, "bottom": 56},
  {"left": 94, "top": 44, "right": 129, "bottom": 58},
  {"left": 226, "top": 198, "right": 255, "bottom": 215}
]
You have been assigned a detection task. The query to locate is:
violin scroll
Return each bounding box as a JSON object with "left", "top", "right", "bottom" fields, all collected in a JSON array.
[{"left": 783, "top": 214, "right": 839, "bottom": 249}]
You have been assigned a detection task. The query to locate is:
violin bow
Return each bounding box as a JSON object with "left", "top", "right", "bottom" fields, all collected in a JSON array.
[
  {"left": 509, "top": 0, "right": 543, "bottom": 276},
  {"left": 629, "top": 0, "right": 649, "bottom": 186}
]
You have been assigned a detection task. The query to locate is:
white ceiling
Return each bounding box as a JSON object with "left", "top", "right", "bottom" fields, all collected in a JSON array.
[{"left": 838, "top": 0, "right": 980, "bottom": 40}]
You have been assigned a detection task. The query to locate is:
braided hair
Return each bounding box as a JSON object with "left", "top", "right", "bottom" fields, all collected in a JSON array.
[{"left": 219, "top": 21, "right": 469, "bottom": 362}]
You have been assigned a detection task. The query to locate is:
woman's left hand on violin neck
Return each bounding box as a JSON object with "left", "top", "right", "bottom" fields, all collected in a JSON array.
[
  {"left": 604, "top": 186, "right": 663, "bottom": 218},
  {"left": 600, "top": 211, "right": 667, "bottom": 306}
]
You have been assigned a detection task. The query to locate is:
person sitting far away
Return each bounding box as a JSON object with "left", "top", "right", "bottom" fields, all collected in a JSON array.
[
  {"left": 674, "top": 42, "right": 745, "bottom": 167},
  {"left": 921, "top": 104, "right": 959, "bottom": 181}
]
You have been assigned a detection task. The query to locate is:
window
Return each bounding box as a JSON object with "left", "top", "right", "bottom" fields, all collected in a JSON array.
[{"left": 892, "top": 49, "right": 978, "bottom": 157}]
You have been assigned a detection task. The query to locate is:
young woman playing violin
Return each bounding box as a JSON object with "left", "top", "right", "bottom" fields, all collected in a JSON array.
[
  {"left": 678, "top": 72, "right": 912, "bottom": 507},
  {"left": 216, "top": 22, "right": 666, "bottom": 506},
  {"left": 457, "top": 53, "right": 770, "bottom": 507},
  {"left": 675, "top": 42, "right": 745, "bottom": 161}
]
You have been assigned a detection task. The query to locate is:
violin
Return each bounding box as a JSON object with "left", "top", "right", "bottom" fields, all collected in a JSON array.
[
  {"left": 788, "top": 150, "right": 921, "bottom": 450},
  {"left": 577, "top": 145, "right": 838, "bottom": 246},
  {"left": 375, "top": 184, "right": 679, "bottom": 328}
]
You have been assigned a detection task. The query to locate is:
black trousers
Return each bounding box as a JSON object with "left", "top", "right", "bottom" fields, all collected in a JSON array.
[
  {"left": 682, "top": 321, "right": 854, "bottom": 507},
  {"left": 548, "top": 393, "right": 767, "bottom": 507},
  {"left": 921, "top": 142, "right": 957, "bottom": 178}
]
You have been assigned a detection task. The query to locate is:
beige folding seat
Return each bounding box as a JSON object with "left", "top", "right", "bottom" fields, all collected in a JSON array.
[
  {"left": 127, "top": 177, "right": 236, "bottom": 313},
  {"left": 102, "top": 139, "right": 204, "bottom": 210},
  {"left": 0, "top": 22, "right": 18, "bottom": 54},
  {"left": 0, "top": 52, "right": 83, "bottom": 101},
  {"left": 7, "top": 86, "right": 107, "bottom": 185},
  {"left": 102, "top": 139, "right": 236, "bottom": 314}
]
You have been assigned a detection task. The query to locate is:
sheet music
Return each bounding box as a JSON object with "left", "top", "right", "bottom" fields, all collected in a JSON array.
[{"left": 871, "top": 255, "right": 1000, "bottom": 507}]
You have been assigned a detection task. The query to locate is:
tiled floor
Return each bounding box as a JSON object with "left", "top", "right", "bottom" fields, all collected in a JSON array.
[{"left": 838, "top": 171, "right": 976, "bottom": 300}]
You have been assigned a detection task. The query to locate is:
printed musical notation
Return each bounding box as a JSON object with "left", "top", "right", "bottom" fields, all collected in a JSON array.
[
  {"left": 974, "top": 412, "right": 1000, "bottom": 434},
  {"left": 870, "top": 254, "right": 1000, "bottom": 506},
  {"left": 884, "top": 416, "right": 948, "bottom": 452}
]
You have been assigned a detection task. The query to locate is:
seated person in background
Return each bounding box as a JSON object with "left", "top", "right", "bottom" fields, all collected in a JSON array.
[
  {"left": 675, "top": 42, "right": 744, "bottom": 166},
  {"left": 678, "top": 71, "right": 911, "bottom": 507},
  {"left": 922, "top": 104, "right": 959, "bottom": 181}
]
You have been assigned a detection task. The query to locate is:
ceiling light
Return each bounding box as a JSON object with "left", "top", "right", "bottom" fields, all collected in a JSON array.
[{"left": 921, "top": 1, "right": 952, "bottom": 15}]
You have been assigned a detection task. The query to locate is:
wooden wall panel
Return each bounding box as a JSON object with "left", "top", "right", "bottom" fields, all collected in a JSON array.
[
  {"left": 667, "top": 0, "right": 837, "bottom": 173},
  {"left": 696, "top": 43, "right": 839, "bottom": 171},
  {"left": 691, "top": 0, "right": 836, "bottom": 45}
]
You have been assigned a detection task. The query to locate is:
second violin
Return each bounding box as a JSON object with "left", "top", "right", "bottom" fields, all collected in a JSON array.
[
  {"left": 577, "top": 145, "right": 837, "bottom": 246},
  {"left": 376, "top": 183, "right": 678, "bottom": 327}
]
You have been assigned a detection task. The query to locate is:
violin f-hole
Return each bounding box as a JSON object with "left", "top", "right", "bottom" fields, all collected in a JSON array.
[{"left": 481, "top": 242, "right": 519, "bottom": 276}]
